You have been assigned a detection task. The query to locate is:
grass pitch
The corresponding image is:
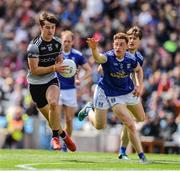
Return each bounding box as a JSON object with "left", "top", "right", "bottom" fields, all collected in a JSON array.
[{"left": 0, "top": 149, "right": 180, "bottom": 170}]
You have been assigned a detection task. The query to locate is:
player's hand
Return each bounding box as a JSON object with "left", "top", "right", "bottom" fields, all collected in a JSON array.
[
  {"left": 75, "top": 79, "right": 80, "bottom": 86},
  {"left": 75, "top": 69, "right": 81, "bottom": 85},
  {"left": 86, "top": 38, "right": 98, "bottom": 50},
  {"left": 55, "top": 63, "right": 69, "bottom": 74},
  {"left": 133, "top": 85, "right": 143, "bottom": 97},
  {"left": 56, "top": 54, "right": 63, "bottom": 63}
]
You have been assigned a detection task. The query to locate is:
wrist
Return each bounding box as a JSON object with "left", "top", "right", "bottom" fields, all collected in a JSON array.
[{"left": 53, "top": 65, "right": 56, "bottom": 72}]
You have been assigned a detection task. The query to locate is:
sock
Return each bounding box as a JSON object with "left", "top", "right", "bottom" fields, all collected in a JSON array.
[
  {"left": 86, "top": 107, "right": 92, "bottom": 114},
  {"left": 138, "top": 152, "right": 145, "bottom": 159},
  {"left": 59, "top": 130, "right": 66, "bottom": 139},
  {"left": 86, "top": 102, "right": 94, "bottom": 113},
  {"left": 52, "top": 130, "right": 59, "bottom": 138},
  {"left": 120, "top": 147, "right": 126, "bottom": 155}
]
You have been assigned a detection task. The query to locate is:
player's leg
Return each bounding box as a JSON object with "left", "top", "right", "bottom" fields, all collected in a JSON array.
[
  {"left": 38, "top": 106, "right": 49, "bottom": 121},
  {"left": 59, "top": 89, "right": 77, "bottom": 152},
  {"left": 127, "top": 103, "right": 147, "bottom": 162},
  {"left": 63, "top": 106, "right": 76, "bottom": 136},
  {"left": 78, "top": 102, "right": 108, "bottom": 129},
  {"left": 90, "top": 108, "right": 107, "bottom": 129},
  {"left": 119, "top": 126, "right": 129, "bottom": 159},
  {"left": 60, "top": 106, "right": 76, "bottom": 152},
  {"left": 47, "top": 85, "right": 76, "bottom": 151},
  {"left": 46, "top": 84, "right": 61, "bottom": 131},
  {"left": 112, "top": 104, "right": 147, "bottom": 162},
  {"left": 29, "top": 80, "right": 62, "bottom": 150},
  {"left": 61, "top": 89, "right": 78, "bottom": 136},
  {"left": 119, "top": 93, "right": 147, "bottom": 161},
  {"left": 127, "top": 103, "right": 146, "bottom": 122},
  {"left": 45, "top": 83, "right": 63, "bottom": 150},
  {"left": 78, "top": 86, "right": 109, "bottom": 129}
]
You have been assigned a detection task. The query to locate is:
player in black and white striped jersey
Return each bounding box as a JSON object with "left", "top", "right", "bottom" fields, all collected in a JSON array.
[{"left": 27, "top": 11, "right": 76, "bottom": 152}]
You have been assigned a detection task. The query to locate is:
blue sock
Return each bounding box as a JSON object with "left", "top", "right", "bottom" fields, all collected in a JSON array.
[
  {"left": 119, "top": 147, "right": 126, "bottom": 155},
  {"left": 138, "top": 152, "right": 145, "bottom": 159}
]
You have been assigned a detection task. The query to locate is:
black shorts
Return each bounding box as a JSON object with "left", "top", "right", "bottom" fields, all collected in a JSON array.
[{"left": 29, "top": 78, "right": 59, "bottom": 108}]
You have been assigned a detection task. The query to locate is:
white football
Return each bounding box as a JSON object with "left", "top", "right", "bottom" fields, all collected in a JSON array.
[{"left": 60, "top": 59, "right": 77, "bottom": 78}]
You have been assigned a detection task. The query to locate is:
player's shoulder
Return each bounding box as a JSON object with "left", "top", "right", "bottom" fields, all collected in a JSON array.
[
  {"left": 27, "top": 36, "right": 41, "bottom": 52},
  {"left": 104, "top": 49, "right": 114, "bottom": 56},
  {"left": 71, "top": 48, "right": 83, "bottom": 56},
  {"left": 135, "top": 51, "right": 144, "bottom": 61},
  {"left": 53, "top": 36, "right": 62, "bottom": 44},
  {"left": 125, "top": 51, "right": 136, "bottom": 61},
  {"left": 30, "top": 36, "right": 42, "bottom": 47}
]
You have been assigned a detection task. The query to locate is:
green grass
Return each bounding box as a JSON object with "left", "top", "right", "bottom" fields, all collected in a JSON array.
[{"left": 0, "top": 149, "right": 180, "bottom": 170}]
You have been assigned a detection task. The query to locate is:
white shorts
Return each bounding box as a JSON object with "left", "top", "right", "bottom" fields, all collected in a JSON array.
[
  {"left": 93, "top": 86, "right": 140, "bottom": 110},
  {"left": 59, "top": 89, "right": 78, "bottom": 107}
]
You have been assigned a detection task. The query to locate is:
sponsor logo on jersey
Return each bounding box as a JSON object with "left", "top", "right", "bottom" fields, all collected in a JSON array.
[
  {"left": 127, "top": 64, "right": 131, "bottom": 69},
  {"left": 41, "top": 47, "right": 46, "bottom": 50},
  {"left": 39, "top": 58, "right": 56, "bottom": 63},
  {"left": 113, "top": 62, "right": 118, "bottom": 66}
]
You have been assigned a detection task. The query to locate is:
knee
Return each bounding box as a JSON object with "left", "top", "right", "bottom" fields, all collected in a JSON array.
[
  {"left": 49, "top": 100, "right": 58, "bottom": 109},
  {"left": 124, "top": 121, "right": 136, "bottom": 133}
]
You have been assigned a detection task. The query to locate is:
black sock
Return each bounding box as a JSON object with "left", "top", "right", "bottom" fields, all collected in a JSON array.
[
  {"left": 59, "top": 130, "right": 66, "bottom": 139},
  {"left": 52, "top": 130, "right": 59, "bottom": 138}
]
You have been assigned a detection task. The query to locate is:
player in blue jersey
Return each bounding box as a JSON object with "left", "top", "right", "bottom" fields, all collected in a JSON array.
[
  {"left": 57, "top": 30, "right": 91, "bottom": 151},
  {"left": 118, "top": 26, "right": 146, "bottom": 160},
  {"left": 27, "top": 12, "right": 76, "bottom": 151},
  {"left": 78, "top": 33, "right": 147, "bottom": 162}
]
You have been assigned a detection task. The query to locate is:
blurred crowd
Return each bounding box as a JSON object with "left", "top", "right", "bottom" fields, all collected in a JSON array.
[{"left": 0, "top": 0, "right": 179, "bottom": 149}]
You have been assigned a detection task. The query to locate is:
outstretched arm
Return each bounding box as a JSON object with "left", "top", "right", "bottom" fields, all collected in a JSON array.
[{"left": 86, "top": 38, "right": 107, "bottom": 64}]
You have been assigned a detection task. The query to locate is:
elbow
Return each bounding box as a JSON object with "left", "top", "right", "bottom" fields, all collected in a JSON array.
[{"left": 30, "top": 69, "right": 39, "bottom": 76}]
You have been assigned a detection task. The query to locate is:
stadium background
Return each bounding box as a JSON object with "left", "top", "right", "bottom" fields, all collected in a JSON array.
[{"left": 0, "top": 0, "right": 179, "bottom": 153}]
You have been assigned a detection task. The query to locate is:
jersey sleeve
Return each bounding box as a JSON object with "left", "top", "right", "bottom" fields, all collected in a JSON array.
[
  {"left": 77, "top": 54, "right": 86, "bottom": 65},
  {"left": 126, "top": 51, "right": 138, "bottom": 69},
  {"left": 54, "top": 36, "right": 63, "bottom": 55},
  {"left": 27, "top": 43, "right": 39, "bottom": 58},
  {"left": 102, "top": 50, "right": 113, "bottom": 63},
  {"left": 135, "top": 51, "right": 144, "bottom": 66}
]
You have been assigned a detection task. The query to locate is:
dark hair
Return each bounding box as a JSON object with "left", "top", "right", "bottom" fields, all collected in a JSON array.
[
  {"left": 113, "top": 32, "right": 129, "bottom": 44},
  {"left": 39, "top": 11, "right": 59, "bottom": 26},
  {"left": 126, "top": 26, "right": 142, "bottom": 40}
]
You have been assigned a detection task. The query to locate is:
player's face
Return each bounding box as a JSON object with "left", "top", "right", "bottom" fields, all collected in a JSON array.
[
  {"left": 40, "top": 21, "right": 56, "bottom": 41},
  {"left": 62, "top": 34, "right": 73, "bottom": 52},
  {"left": 113, "top": 39, "right": 128, "bottom": 58},
  {"left": 128, "top": 35, "right": 140, "bottom": 51}
]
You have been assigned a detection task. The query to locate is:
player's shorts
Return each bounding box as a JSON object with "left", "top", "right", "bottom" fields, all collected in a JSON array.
[
  {"left": 93, "top": 86, "right": 140, "bottom": 109},
  {"left": 59, "top": 88, "right": 78, "bottom": 108},
  {"left": 29, "top": 78, "right": 59, "bottom": 108}
]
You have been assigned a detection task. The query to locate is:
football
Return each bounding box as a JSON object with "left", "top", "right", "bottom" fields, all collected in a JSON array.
[{"left": 60, "top": 59, "right": 77, "bottom": 78}]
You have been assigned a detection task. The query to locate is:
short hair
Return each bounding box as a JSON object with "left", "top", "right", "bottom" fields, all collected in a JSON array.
[
  {"left": 61, "top": 30, "right": 74, "bottom": 39},
  {"left": 113, "top": 32, "right": 129, "bottom": 44},
  {"left": 126, "top": 26, "right": 142, "bottom": 40},
  {"left": 39, "top": 11, "right": 58, "bottom": 26}
]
